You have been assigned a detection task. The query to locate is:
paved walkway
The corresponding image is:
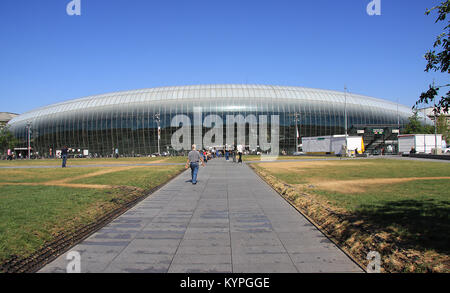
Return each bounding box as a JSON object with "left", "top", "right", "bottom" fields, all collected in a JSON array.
[{"left": 40, "top": 159, "right": 362, "bottom": 273}]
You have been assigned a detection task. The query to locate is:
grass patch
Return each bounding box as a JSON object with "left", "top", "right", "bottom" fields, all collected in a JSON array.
[
  {"left": 242, "top": 155, "right": 328, "bottom": 162},
  {"left": 0, "top": 156, "right": 186, "bottom": 167},
  {"left": 73, "top": 165, "right": 185, "bottom": 189},
  {"left": 0, "top": 168, "right": 104, "bottom": 184},
  {"left": 252, "top": 158, "right": 450, "bottom": 272},
  {"left": 0, "top": 185, "right": 122, "bottom": 262},
  {"left": 313, "top": 180, "right": 450, "bottom": 252},
  {"left": 257, "top": 159, "right": 450, "bottom": 185},
  {"left": 0, "top": 164, "right": 184, "bottom": 267}
]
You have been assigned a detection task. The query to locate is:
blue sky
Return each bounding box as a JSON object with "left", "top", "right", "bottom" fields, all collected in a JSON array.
[{"left": 0, "top": 0, "right": 448, "bottom": 114}]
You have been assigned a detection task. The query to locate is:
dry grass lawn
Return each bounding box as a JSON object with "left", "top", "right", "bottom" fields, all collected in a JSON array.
[{"left": 252, "top": 158, "right": 450, "bottom": 273}]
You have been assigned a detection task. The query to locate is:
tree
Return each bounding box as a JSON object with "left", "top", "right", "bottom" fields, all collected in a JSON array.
[
  {"left": 0, "top": 127, "right": 18, "bottom": 154},
  {"left": 402, "top": 112, "right": 434, "bottom": 134},
  {"left": 436, "top": 114, "right": 450, "bottom": 143},
  {"left": 415, "top": 1, "right": 450, "bottom": 114}
]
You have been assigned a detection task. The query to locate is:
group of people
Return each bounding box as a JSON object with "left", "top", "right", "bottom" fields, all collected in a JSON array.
[
  {"left": 58, "top": 144, "right": 243, "bottom": 186},
  {"left": 223, "top": 144, "right": 244, "bottom": 163},
  {"left": 5, "top": 149, "right": 26, "bottom": 160},
  {"left": 196, "top": 145, "right": 245, "bottom": 164}
]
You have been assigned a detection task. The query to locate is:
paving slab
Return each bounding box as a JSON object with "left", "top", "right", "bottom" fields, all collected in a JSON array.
[{"left": 39, "top": 158, "right": 363, "bottom": 273}]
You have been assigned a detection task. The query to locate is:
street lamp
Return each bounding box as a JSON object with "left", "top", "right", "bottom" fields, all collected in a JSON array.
[
  {"left": 344, "top": 86, "right": 348, "bottom": 155},
  {"left": 396, "top": 97, "right": 400, "bottom": 130},
  {"left": 26, "top": 121, "right": 32, "bottom": 159},
  {"left": 396, "top": 97, "right": 400, "bottom": 154},
  {"left": 294, "top": 113, "right": 300, "bottom": 152},
  {"left": 154, "top": 113, "right": 161, "bottom": 155},
  {"left": 434, "top": 105, "right": 438, "bottom": 154},
  {"left": 422, "top": 103, "right": 426, "bottom": 153}
]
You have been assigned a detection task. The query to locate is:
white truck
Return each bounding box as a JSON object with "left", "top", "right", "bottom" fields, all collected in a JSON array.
[
  {"left": 302, "top": 135, "right": 364, "bottom": 156},
  {"left": 398, "top": 134, "right": 442, "bottom": 154}
]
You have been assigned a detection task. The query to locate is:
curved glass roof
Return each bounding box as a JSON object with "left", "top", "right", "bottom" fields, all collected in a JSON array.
[{"left": 9, "top": 84, "right": 415, "bottom": 125}]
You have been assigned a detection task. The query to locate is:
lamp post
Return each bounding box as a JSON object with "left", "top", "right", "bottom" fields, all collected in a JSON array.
[
  {"left": 434, "top": 104, "right": 438, "bottom": 154},
  {"left": 432, "top": 80, "right": 437, "bottom": 154},
  {"left": 294, "top": 113, "right": 300, "bottom": 152},
  {"left": 344, "top": 86, "right": 348, "bottom": 155},
  {"left": 423, "top": 105, "right": 426, "bottom": 153},
  {"left": 154, "top": 113, "right": 161, "bottom": 155},
  {"left": 396, "top": 97, "right": 400, "bottom": 130},
  {"left": 26, "top": 121, "right": 32, "bottom": 159}
]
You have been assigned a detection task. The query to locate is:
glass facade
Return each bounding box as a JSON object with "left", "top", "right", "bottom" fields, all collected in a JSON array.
[{"left": 8, "top": 85, "right": 421, "bottom": 156}]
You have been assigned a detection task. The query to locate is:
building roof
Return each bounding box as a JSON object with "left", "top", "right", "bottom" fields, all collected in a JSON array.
[
  {"left": 0, "top": 112, "right": 18, "bottom": 123},
  {"left": 9, "top": 84, "right": 416, "bottom": 125}
]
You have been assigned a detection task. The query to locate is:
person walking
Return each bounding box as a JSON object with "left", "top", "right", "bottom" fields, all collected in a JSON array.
[
  {"left": 237, "top": 144, "right": 243, "bottom": 164},
  {"left": 225, "top": 145, "right": 230, "bottom": 161},
  {"left": 232, "top": 146, "right": 237, "bottom": 163},
  {"left": 61, "top": 145, "right": 69, "bottom": 168},
  {"left": 185, "top": 144, "right": 205, "bottom": 185},
  {"left": 203, "top": 150, "right": 208, "bottom": 163}
]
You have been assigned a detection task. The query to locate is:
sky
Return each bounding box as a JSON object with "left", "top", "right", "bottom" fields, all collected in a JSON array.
[{"left": 0, "top": 0, "right": 448, "bottom": 114}]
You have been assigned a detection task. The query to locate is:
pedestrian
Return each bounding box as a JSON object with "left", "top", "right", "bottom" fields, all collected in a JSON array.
[
  {"left": 7, "top": 149, "right": 12, "bottom": 161},
  {"left": 225, "top": 145, "right": 229, "bottom": 161},
  {"left": 237, "top": 144, "right": 243, "bottom": 163},
  {"left": 61, "top": 145, "right": 69, "bottom": 168},
  {"left": 115, "top": 148, "right": 119, "bottom": 159},
  {"left": 203, "top": 150, "right": 208, "bottom": 163},
  {"left": 185, "top": 144, "right": 205, "bottom": 185}
]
